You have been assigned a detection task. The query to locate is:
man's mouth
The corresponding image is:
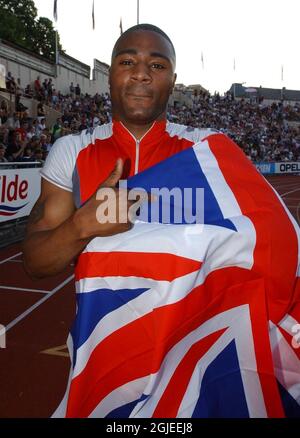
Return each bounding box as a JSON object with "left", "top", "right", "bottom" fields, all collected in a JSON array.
[
  {"left": 126, "top": 94, "right": 152, "bottom": 99},
  {"left": 125, "top": 91, "right": 153, "bottom": 99}
]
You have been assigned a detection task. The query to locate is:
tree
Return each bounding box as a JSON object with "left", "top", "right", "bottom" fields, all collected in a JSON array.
[
  {"left": 0, "top": 0, "right": 63, "bottom": 61},
  {"left": 0, "top": 0, "right": 37, "bottom": 51},
  {"left": 34, "top": 17, "right": 63, "bottom": 61},
  {"left": 0, "top": 9, "right": 21, "bottom": 46}
]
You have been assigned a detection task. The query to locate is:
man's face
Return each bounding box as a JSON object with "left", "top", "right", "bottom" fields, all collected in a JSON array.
[{"left": 109, "top": 30, "right": 176, "bottom": 125}]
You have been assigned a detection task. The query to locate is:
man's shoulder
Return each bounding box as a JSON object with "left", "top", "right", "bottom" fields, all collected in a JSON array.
[
  {"left": 53, "top": 122, "right": 113, "bottom": 153},
  {"left": 166, "top": 121, "right": 220, "bottom": 144},
  {"left": 69, "top": 122, "right": 112, "bottom": 137},
  {"left": 41, "top": 123, "right": 112, "bottom": 191}
]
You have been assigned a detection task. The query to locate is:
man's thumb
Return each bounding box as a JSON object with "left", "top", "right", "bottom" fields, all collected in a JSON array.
[{"left": 105, "top": 158, "right": 123, "bottom": 187}]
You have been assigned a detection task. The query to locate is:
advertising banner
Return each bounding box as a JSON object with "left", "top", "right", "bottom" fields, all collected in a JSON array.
[
  {"left": 255, "top": 162, "right": 275, "bottom": 175},
  {"left": 275, "top": 162, "right": 300, "bottom": 174},
  {"left": 0, "top": 168, "right": 41, "bottom": 223}
]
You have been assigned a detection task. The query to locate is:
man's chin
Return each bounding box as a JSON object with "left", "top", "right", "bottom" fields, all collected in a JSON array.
[{"left": 124, "top": 108, "right": 156, "bottom": 124}]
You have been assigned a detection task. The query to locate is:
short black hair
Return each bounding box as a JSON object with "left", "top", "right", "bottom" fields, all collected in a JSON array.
[{"left": 111, "top": 23, "right": 176, "bottom": 61}]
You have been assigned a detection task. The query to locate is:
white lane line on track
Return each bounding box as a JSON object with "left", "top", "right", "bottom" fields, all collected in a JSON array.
[
  {"left": 274, "top": 186, "right": 300, "bottom": 192},
  {"left": 0, "top": 252, "right": 22, "bottom": 265},
  {"left": 4, "top": 274, "right": 74, "bottom": 333},
  {"left": 280, "top": 187, "right": 300, "bottom": 197},
  {"left": 0, "top": 286, "right": 50, "bottom": 294}
]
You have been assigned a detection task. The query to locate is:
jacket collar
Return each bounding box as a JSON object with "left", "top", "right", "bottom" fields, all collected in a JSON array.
[{"left": 112, "top": 119, "right": 167, "bottom": 146}]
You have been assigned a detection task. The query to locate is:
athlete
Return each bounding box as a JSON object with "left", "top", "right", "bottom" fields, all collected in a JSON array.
[
  {"left": 22, "top": 24, "right": 300, "bottom": 418},
  {"left": 23, "top": 24, "right": 178, "bottom": 277}
]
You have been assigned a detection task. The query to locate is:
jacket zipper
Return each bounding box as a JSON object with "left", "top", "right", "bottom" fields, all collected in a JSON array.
[
  {"left": 119, "top": 121, "right": 155, "bottom": 175},
  {"left": 135, "top": 140, "right": 140, "bottom": 175}
]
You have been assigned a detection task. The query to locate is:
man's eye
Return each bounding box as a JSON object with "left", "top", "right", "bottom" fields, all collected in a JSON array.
[
  {"left": 120, "top": 60, "right": 133, "bottom": 65},
  {"left": 151, "top": 63, "right": 165, "bottom": 70}
]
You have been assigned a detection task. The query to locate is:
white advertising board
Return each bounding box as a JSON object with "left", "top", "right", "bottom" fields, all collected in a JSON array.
[{"left": 0, "top": 168, "right": 41, "bottom": 223}]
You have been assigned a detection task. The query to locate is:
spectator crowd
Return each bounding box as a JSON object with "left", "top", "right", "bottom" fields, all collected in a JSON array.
[
  {"left": 0, "top": 74, "right": 111, "bottom": 164},
  {"left": 1, "top": 74, "right": 300, "bottom": 164},
  {"left": 169, "top": 90, "right": 300, "bottom": 162}
]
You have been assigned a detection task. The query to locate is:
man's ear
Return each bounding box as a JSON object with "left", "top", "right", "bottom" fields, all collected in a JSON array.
[
  {"left": 108, "top": 68, "right": 111, "bottom": 89},
  {"left": 173, "top": 73, "right": 177, "bottom": 86},
  {"left": 171, "top": 73, "right": 177, "bottom": 93}
]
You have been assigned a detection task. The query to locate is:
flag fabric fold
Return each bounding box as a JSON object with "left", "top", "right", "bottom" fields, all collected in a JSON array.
[{"left": 53, "top": 133, "right": 300, "bottom": 418}]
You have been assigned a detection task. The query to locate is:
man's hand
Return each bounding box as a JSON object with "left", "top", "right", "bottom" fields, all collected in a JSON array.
[
  {"left": 73, "top": 158, "right": 149, "bottom": 239},
  {"left": 23, "top": 159, "right": 151, "bottom": 279}
]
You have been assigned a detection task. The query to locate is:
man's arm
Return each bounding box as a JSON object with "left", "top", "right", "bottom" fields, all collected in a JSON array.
[
  {"left": 22, "top": 178, "right": 88, "bottom": 279},
  {"left": 22, "top": 159, "right": 143, "bottom": 279}
]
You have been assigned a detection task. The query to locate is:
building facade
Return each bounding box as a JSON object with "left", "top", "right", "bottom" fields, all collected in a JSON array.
[{"left": 0, "top": 39, "right": 109, "bottom": 97}]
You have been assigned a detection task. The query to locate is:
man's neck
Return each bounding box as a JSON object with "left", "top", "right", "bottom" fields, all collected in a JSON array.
[
  {"left": 113, "top": 113, "right": 167, "bottom": 140},
  {"left": 120, "top": 121, "right": 154, "bottom": 140}
]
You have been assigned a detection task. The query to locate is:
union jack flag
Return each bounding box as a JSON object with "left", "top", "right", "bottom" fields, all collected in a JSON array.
[{"left": 53, "top": 133, "right": 300, "bottom": 418}]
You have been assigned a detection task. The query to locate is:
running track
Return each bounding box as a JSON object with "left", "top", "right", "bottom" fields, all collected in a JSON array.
[{"left": 0, "top": 175, "right": 299, "bottom": 417}]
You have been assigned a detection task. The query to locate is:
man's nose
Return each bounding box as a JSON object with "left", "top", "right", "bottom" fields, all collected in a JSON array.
[{"left": 131, "top": 63, "right": 152, "bottom": 82}]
